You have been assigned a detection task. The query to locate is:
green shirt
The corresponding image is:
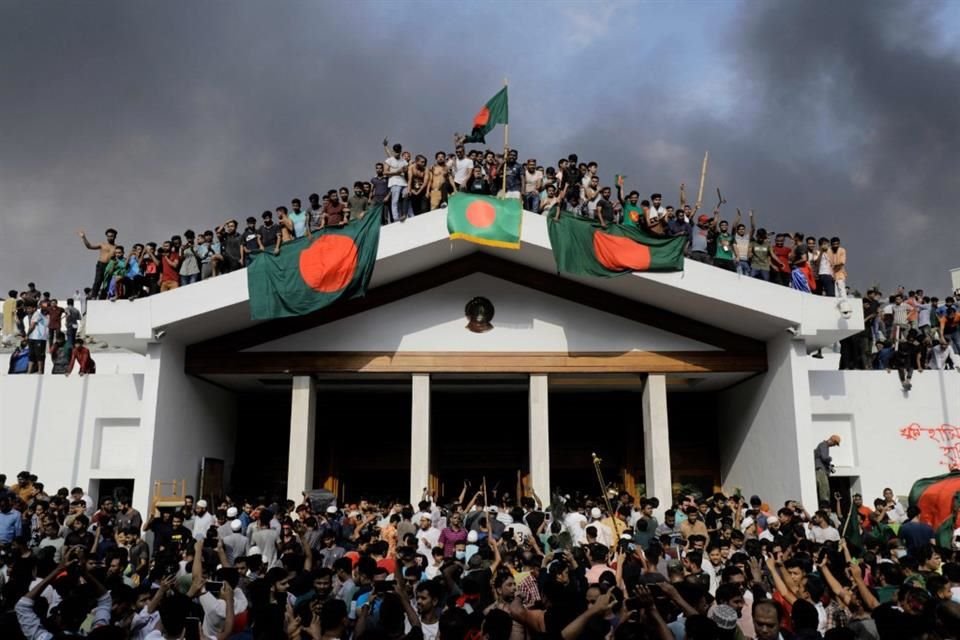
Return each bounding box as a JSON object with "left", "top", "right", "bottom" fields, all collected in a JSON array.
[
  {"left": 623, "top": 204, "right": 642, "bottom": 228},
  {"left": 750, "top": 241, "right": 772, "bottom": 270},
  {"left": 714, "top": 232, "right": 734, "bottom": 260}
]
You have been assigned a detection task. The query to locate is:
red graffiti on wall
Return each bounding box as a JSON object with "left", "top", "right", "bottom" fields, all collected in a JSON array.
[{"left": 900, "top": 423, "right": 960, "bottom": 469}]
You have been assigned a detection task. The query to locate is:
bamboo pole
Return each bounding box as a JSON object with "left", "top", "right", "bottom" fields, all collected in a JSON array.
[
  {"left": 501, "top": 78, "right": 509, "bottom": 198},
  {"left": 696, "top": 151, "right": 709, "bottom": 206}
]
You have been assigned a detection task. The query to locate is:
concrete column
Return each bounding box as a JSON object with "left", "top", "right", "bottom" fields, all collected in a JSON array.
[
  {"left": 529, "top": 374, "right": 551, "bottom": 502},
  {"left": 287, "top": 376, "right": 316, "bottom": 503},
  {"left": 410, "top": 374, "right": 431, "bottom": 504},
  {"left": 642, "top": 374, "right": 671, "bottom": 515}
]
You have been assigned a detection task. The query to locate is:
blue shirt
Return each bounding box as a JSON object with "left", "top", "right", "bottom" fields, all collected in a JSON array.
[{"left": 0, "top": 509, "right": 22, "bottom": 543}]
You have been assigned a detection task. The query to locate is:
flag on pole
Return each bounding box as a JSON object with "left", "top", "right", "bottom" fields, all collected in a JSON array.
[
  {"left": 547, "top": 212, "right": 685, "bottom": 277},
  {"left": 247, "top": 207, "right": 382, "bottom": 319},
  {"left": 447, "top": 192, "right": 522, "bottom": 249},
  {"left": 462, "top": 87, "right": 509, "bottom": 144}
]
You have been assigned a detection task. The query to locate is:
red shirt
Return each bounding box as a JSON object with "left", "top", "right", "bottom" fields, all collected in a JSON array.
[
  {"left": 772, "top": 246, "right": 792, "bottom": 273},
  {"left": 160, "top": 251, "right": 180, "bottom": 283},
  {"left": 47, "top": 306, "right": 63, "bottom": 330}
]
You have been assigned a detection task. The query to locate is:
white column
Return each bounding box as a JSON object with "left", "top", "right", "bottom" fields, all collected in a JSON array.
[
  {"left": 287, "top": 376, "right": 316, "bottom": 503},
  {"left": 410, "top": 374, "right": 431, "bottom": 504},
  {"left": 642, "top": 374, "right": 671, "bottom": 516},
  {"left": 529, "top": 374, "right": 551, "bottom": 502}
]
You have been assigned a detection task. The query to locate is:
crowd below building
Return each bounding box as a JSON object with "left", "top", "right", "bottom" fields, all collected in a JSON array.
[
  {"left": 2, "top": 139, "right": 959, "bottom": 380},
  {"left": 0, "top": 466, "right": 956, "bottom": 639}
]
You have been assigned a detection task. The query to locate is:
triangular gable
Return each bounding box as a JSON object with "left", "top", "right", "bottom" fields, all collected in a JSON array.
[
  {"left": 245, "top": 272, "right": 718, "bottom": 353},
  {"left": 185, "top": 254, "right": 765, "bottom": 375}
]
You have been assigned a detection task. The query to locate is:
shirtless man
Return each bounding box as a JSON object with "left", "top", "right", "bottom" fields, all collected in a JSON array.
[
  {"left": 406, "top": 155, "right": 428, "bottom": 216},
  {"left": 77, "top": 228, "right": 117, "bottom": 301},
  {"left": 426, "top": 151, "right": 454, "bottom": 210}
]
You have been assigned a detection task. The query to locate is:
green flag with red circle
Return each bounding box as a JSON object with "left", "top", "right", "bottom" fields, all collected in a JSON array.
[
  {"left": 247, "top": 206, "right": 382, "bottom": 319},
  {"left": 908, "top": 469, "right": 960, "bottom": 547},
  {"left": 447, "top": 192, "right": 522, "bottom": 249},
  {"left": 547, "top": 211, "right": 685, "bottom": 277},
  {"left": 461, "top": 87, "right": 508, "bottom": 144}
]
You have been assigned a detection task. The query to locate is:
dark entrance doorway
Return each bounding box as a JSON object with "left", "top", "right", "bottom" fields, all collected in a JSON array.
[
  {"left": 431, "top": 385, "right": 527, "bottom": 504},
  {"left": 549, "top": 391, "right": 636, "bottom": 497}
]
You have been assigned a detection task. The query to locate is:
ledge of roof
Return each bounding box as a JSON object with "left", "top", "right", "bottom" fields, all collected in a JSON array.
[{"left": 85, "top": 208, "right": 861, "bottom": 353}]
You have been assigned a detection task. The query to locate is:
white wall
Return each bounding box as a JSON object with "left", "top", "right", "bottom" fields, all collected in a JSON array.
[
  {"left": 0, "top": 370, "right": 146, "bottom": 504},
  {"left": 717, "top": 334, "right": 817, "bottom": 509},
  {"left": 810, "top": 369, "right": 960, "bottom": 501},
  {"left": 248, "top": 273, "right": 718, "bottom": 353},
  {"left": 143, "top": 340, "right": 237, "bottom": 513}
]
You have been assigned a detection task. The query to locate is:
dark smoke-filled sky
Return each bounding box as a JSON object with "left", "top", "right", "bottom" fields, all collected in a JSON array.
[{"left": 2, "top": 0, "right": 959, "bottom": 297}]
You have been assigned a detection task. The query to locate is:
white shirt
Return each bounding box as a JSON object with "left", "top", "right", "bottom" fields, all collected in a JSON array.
[
  {"left": 590, "top": 520, "right": 614, "bottom": 548},
  {"left": 449, "top": 157, "right": 474, "bottom": 186},
  {"left": 416, "top": 526, "right": 441, "bottom": 557},
  {"left": 930, "top": 344, "right": 956, "bottom": 370},
  {"left": 563, "top": 512, "right": 588, "bottom": 545},
  {"left": 807, "top": 525, "right": 840, "bottom": 543},
  {"left": 192, "top": 512, "right": 214, "bottom": 540},
  {"left": 199, "top": 588, "right": 248, "bottom": 640},
  {"left": 28, "top": 310, "right": 48, "bottom": 341},
  {"left": 385, "top": 157, "right": 408, "bottom": 188}
]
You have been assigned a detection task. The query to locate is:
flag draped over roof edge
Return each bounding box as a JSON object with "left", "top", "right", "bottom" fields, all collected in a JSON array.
[
  {"left": 447, "top": 193, "right": 522, "bottom": 249},
  {"left": 247, "top": 207, "right": 382, "bottom": 319},
  {"left": 547, "top": 211, "right": 685, "bottom": 277}
]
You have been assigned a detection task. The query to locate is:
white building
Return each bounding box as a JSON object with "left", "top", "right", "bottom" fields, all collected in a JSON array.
[{"left": 2, "top": 209, "right": 956, "bottom": 514}]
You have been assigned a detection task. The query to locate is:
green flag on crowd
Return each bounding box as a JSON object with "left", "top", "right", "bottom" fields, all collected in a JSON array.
[
  {"left": 462, "top": 87, "right": 509, "bottom": 144},
  {"left": 547, "top": 211, "right": 685, "bottom": 277},
  {"left": 247, "top": 206, "right": 382, "bottom": 319},
  {"left": 908, "top": 470, "right": 960, "bottom": 547},
  {"left": 447, "top": 192, "right": 522, "bottom": 249}
]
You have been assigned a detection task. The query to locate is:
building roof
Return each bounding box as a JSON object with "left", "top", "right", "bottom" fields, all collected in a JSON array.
[{"left": 85, "top": 208, "right": 862, "bottom": 352}]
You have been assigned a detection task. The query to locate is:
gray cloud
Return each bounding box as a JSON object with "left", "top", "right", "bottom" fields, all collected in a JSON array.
[{"left": 1, "top": 0, "right": 957, "bottom": 298}]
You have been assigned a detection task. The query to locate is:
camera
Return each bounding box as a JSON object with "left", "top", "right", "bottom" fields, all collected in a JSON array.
[{"left": 838, "top": 299, "right": 853, "bottom": 319}]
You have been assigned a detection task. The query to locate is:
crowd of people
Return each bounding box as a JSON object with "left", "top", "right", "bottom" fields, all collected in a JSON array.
[
  {"left": 2, "top": 138, "right": 959, "bottom": 381},
  {"left": 0, "top": 465, "right": 957, "bottom": 640},
  {"left": 2, "top": 284, "right": 94, "bottom": 376},
  {"left": 60, "top": 137, "right": 860, "bottom": 304}
]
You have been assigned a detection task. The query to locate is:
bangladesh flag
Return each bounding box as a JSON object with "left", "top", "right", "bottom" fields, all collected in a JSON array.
[
  {"left": 461, "top": 87, "right": 508, "bottom": 144},
  {"left": 447, "top": 192, "right": 522, "bottom": 249},
  {"left": 908, "top": 470, "right": 960, "bottom": 547},
  {"left": 547, "top": 211, "right": 685, "bottom": 277},
  {"left": 247, "top": 206, "right": 382, "bottom": 319}
]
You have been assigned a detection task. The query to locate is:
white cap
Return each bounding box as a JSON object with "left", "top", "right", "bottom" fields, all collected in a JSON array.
[
  {"left": 467, "top": 530, "right": 479, "bottom": 543},
  {"left": 226, "top": 507, "right": 238, "bottom": 518},
  {"left": 248, "top": 546, "right": 262, "bottom": 556},
  {"left": 740, "top": 516, "right": 755, "bottom": 532},
  {"left": 230, "top": 519, "right": 242, "bottom": 532},
  {"left": 590, "top": 507, "right": 602, "bottom": 520},
  {"left": 489, "top": 506, "right": 498, "bottom": 513},
  {"left": 196, "top": 499, "right": 208, "bottom": 508},
  {"left": 326, "top": 505, "right": 338, "bottom": 514},
  {"left": 619, "top": 532, "right": 633, "bottom": 541}
]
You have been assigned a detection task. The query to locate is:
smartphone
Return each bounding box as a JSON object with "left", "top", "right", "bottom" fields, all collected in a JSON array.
[
  {"left": 373, "top": 581, "right": 391, "bottom": 594},
  {"left": 185, "top": 616, "right": 201, "bottom": 640},
  {"left": 206, "top": 581, "right": 223, "bottom": 597}
]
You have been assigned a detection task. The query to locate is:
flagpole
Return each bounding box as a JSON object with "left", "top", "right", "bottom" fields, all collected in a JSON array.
[{"left": 501, "top": 78, "right": 509, "bottom": 199}]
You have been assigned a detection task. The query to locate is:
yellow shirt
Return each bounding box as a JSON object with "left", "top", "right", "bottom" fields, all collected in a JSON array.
[{"left": 2, "top": 298, "right": 15, "bottom": 336}]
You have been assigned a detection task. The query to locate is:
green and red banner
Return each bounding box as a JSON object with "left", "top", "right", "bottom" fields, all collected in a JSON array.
[
  {"left": 462, "top": 87, "right": 509, "bottom": 144},
  {"left": 547, "top": 211, "right": 685, "bottom": 277},
  {"left": 247, "top": 206, "right": 382, "bottom": 319},
  {"left": 447, "top": 192, "right": 522, "bottom": 249},
  {"left": 909, "top": 470, "right": 960, "bottom": 547}
]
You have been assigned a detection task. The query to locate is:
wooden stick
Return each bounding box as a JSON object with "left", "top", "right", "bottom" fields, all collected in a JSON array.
[{"left": 696, "top": 151, "right": 709, "bottom": 206}]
